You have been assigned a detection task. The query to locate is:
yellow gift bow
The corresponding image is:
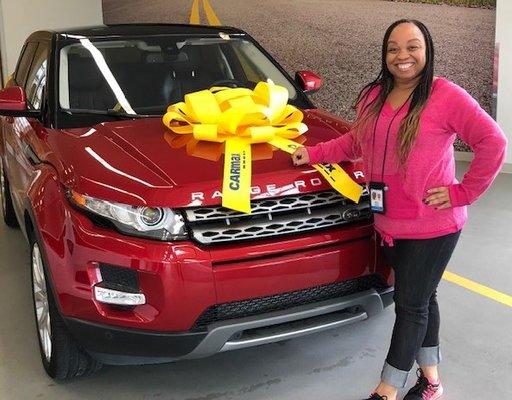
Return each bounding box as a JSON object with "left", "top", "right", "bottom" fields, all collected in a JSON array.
[{"left": 162, "top": 81, "right": 362, "bottom": 213}]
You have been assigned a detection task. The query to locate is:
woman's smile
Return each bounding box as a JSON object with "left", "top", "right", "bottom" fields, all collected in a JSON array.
[{"left": 396, "top": 62, "right": 415, "bottom": 71}]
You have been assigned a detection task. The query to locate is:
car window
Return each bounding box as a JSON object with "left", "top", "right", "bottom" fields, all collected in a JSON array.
[
  {"left": 14, "top": 42, "right": 38, "bottom": 87},
  {"left": 58, "top": 36, "right": 304, "bottom": 115},
  {"left": 25, "top": 43, "right": 49, "bottom": 110},
  {"left": 229, "top": 41, "right": 297, "bottom": 94}
]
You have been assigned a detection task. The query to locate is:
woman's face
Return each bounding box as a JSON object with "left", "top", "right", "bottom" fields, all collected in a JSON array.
[{"left": 386, "top": 23, "right": 427, "bottom": 84}]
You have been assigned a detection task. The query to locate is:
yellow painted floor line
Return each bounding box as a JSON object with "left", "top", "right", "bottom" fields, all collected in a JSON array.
[
  {"left": 203, "top": 0, "right": 221, "bottom": 26},
  {"left": 190, "top": 0, "right": 200, "bottom": 24},
  {"left": 443, "top": 271, "right": 512, "bottom": 307}
]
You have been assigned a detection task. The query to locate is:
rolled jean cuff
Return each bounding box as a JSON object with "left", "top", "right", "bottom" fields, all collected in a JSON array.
[
  {"left": 416, "top": 345, "right": 442, "bottom": 366},
  {"left": 381, "top": 361, "right": 409, "bottom": 388}
]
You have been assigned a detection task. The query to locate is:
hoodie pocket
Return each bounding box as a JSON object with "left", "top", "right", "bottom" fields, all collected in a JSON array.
[{"left": 382, "top": 174, "right": 420, "bottom": 219}]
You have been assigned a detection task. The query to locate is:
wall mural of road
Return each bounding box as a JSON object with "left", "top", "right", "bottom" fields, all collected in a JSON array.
[{"left": 102, "top": 0, "right": 497, "bottom": 152}]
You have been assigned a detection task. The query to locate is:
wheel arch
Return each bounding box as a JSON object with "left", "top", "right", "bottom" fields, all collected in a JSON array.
[{"left": 22, "top": 164, "right": 68, "bottom": 315}]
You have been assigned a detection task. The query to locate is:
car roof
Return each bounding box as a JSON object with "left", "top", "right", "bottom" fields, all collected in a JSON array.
[{"left": 50, "top": 24, "right": 247, "bottom": 38}]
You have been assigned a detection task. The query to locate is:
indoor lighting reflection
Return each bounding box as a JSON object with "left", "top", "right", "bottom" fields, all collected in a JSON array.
[
  {"left": 66, "top": 35, "right": 135, "bottom": 115},
  {"left": 80, "top": 177, "right": 147, "bottom": 204},
  {"left": 85, "top": 146, "right": 155, "bottom": 187}
]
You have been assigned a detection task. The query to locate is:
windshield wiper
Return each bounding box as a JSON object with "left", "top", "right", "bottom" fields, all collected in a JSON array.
[{"left": 63, "top": 109, "right": 162, "bottom": 119}]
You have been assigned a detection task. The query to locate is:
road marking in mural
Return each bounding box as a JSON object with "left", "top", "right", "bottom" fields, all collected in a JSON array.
[
  {"left": 203, "top": 0, "right": 221, "bottom": 25},
  {"left": 186, "top": 0, "right": 509, "bottom": 309},
  {"left": 189, "top": 0, "right": 221, "bottom": 25},
  {"left": 443, "top": 271, "right": 512, "bottom": 308},
  {"left": 189, "top": 0, "right": 200, "bottom": 24}
]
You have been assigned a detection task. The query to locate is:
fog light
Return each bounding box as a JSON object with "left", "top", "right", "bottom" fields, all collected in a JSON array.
[{"left": 94, "top": 286, "right": 146, "bottom": 306}]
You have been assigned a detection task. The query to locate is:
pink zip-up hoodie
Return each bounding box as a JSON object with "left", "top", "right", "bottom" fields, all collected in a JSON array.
[{"left": 306, "top": 78, "right": 507, "bottom": 245}]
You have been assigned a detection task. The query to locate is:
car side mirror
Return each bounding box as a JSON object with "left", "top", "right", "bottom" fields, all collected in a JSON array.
[
  {"left": 295, "top": 70, "right": 323, "bottom": 94},
  {"left": 0, "top": 86, "right": 40, "bottom": 117}
]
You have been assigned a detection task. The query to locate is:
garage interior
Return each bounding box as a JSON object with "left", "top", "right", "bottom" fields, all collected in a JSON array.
[{"left": 1, "top": 0, "right": 511, "bottom": 399}]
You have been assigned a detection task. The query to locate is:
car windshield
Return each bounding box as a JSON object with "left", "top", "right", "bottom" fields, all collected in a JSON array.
[{"left": 58, "top": 34, "right": 306, "bottom": 116}]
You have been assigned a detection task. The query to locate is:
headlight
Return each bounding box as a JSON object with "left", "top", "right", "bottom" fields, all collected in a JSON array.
[{"left": 68, "top": 190, "right": 188, "bottom": 241}]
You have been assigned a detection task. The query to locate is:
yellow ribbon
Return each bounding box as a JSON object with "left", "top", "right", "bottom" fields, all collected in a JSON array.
[{"left": 163, "top": 81, "right": 362, "bottom": 213}]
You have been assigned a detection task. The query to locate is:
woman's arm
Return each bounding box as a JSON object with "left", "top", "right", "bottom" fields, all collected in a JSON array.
[
  {"left": 292, "top": 86, "right": 378, "bottom": 166},
  {"left": 291, "top": 131, "right": 360, "bottom": 165},
  {"left": 304, "top": 131, "right": 360, "bottom": 164},
  {"left": 445, "top": 83, "right": 507, "bottom": 207}
]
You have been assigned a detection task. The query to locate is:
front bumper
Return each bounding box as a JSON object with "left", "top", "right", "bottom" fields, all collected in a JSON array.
[
  {"left": 42, "top": 198, "right": 392, "bottom": 333},
  {"left": 65, "top": 286, "right": 394, "bottom": 365}
]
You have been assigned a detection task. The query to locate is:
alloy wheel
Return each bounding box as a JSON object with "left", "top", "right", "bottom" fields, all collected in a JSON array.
[{"left": 32, "top": 243, "right": 52, "bottom": 362}]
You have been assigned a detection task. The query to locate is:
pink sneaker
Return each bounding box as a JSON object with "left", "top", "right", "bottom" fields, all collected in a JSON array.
[
  {"left": 403, "top": 369, "right": 444, "bottom": 400},
  {"left": 364, "top": 394, "right": 388, "bottom": 400}
]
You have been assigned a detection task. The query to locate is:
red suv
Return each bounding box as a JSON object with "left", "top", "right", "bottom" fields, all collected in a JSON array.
[{"left": 0, "top": 24, "right": 393, "bottom": 380}]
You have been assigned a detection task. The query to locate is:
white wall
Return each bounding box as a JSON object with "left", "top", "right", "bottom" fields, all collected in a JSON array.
[
  {"left": 496, "top": 0, "right": 512, "bottom": 171},
  {"left": 0, "top": 0, "right": 102, "bottom": 82}
]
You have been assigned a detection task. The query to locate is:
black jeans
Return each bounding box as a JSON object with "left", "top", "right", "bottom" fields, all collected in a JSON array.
[{"left": 382, "top": 231, "right": 461, "bottom": 373}]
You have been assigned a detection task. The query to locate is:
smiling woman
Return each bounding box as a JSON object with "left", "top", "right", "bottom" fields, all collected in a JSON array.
[{"left": 292, "top": 18, "right": 507, "bottom": 400}]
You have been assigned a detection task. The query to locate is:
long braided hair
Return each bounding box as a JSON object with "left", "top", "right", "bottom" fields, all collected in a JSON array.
[{"left": 351, "top": 19, "right": 435, "bottom": 165}]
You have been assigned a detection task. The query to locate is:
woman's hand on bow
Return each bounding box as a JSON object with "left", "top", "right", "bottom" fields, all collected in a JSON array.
[{"left": 291, "top": 147, "right": 310, "bottom": 166}]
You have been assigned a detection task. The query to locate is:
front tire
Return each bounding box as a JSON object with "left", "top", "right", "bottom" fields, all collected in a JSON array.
[
  {"left": 30, "top": 238, "right": 102, "bottom": 380},
  {"left": 0, "top": 161, "right": 19, "bottom": 228}
]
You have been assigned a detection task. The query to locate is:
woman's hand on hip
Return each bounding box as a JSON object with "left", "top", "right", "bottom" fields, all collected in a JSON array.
[
  {"left": 292, "top": 147, "right": 310, "bottom": 166},
  {"left": 424, "top": 187, "right": 452, "bottom": 209}
]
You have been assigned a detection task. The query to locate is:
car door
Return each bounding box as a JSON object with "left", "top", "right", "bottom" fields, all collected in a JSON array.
[
  {"left": 5, "top": 41, "right": 49, "bottom": 214},
  {"left": 2, "top": 42, "right": 37, "bottom": 216}
]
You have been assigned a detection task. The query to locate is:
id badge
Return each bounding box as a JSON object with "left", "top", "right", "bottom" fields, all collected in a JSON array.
[{"left": 369, "top": 181, "right": 387, "bottom": 214}]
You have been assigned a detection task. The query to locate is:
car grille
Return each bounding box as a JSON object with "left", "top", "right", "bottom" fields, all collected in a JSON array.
[
  {"left": 192, "top": 274, "right": 387, "bottom": 331},
  {"left": 182, "top": 190, "right": 371, "bottom": 245}
]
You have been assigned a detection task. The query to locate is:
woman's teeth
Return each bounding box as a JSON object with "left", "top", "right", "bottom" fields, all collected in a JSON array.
[{"left": 397, "top": 63, "right": 414, "bottom": 70}]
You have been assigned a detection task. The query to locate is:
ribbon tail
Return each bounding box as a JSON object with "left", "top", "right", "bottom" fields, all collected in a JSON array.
[
  {"left": 268, "top": 137, "right": 304, "bottom": 154},
  {"left": 270, "top": 138, "right": 362, "bottom": 203},
  {"left": 313, "top": 163, "right": 363, "bottom": 203},
  {"left": 222, "top": 138, "right": 252, "bottom": 213}
]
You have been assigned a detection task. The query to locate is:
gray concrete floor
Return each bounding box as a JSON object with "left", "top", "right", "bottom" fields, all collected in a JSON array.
[{"left": 1, "top": 162, "right": 511, "bottom": 399}]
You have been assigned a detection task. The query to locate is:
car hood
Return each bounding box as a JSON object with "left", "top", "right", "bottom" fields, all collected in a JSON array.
[{"left": 47, "top": 109, "right": 365, "bottom": 208}]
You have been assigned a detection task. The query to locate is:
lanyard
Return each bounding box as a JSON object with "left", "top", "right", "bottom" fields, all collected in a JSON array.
[{"left": 369, "top": 93, "right": 413, "bottom": 182}]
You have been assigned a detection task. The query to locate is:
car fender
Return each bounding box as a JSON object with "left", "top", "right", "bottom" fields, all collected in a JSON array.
[{"left": 23, "top": 163, "right": 68, "bottom": 311}]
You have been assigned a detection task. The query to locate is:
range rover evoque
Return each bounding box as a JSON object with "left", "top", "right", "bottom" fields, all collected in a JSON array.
[{"left": 0, "top": 24, "right": 393, "bottom": 380}]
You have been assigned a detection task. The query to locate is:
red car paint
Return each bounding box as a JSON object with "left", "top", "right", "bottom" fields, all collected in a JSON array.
[
  {"left": 5, "top": 109, "right": 391, "bottom": 329},
  {"left": 0, "top": 25, "right": 393, "bottom": 366}
]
